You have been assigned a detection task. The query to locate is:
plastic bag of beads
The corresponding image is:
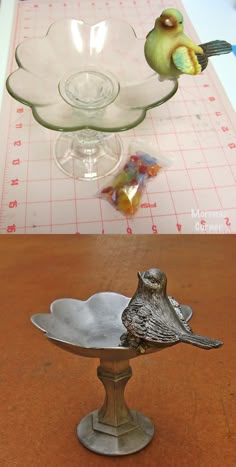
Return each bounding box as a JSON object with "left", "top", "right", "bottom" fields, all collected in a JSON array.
[{"left": 100, "top": 143, "right": 170, "bottom": 216}]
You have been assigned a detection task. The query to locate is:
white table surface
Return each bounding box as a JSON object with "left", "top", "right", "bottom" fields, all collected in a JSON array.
[{"left": 0, "top": 0, "right": 236, "bottom": 113}]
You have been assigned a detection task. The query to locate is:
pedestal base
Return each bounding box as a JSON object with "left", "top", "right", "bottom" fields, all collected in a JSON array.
[
  {"left": 54, "top": 130, "right": 122, "bottom": 180},
  {"left": 77, "top": 409, "right": 154, "bottom": 456}
]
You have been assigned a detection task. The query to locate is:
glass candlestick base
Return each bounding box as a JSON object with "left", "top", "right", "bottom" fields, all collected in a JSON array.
[{"left": 54, "top": 130, "right": 122, "bottom": 180}]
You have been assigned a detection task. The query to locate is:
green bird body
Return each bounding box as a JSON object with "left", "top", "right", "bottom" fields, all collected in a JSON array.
[
  {"left": 144, "top": 8, "right": 232, "bottom": 79},
  {"left": 145, "top": 26, "right": 202, "bottom": 77},
  {"left": 144, "top": 8, "right": 203, "bottom": 78}
]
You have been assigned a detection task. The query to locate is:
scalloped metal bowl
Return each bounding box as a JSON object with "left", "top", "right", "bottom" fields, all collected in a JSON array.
[
  {"left": 31, "top": 292, "right": 193, "bottom": 361},
  {"left": 6, "top": 18, "right": 178, "bottom": 132}
]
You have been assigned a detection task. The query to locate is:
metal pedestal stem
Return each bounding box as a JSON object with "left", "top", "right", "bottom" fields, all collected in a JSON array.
[{"left": 77, "top": 359, "right": 154, "bottom": 456}]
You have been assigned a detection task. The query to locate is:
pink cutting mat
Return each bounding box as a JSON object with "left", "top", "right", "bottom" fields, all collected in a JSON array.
[{"left": 0, "top": 0, "right": 236, "bottom": 234}]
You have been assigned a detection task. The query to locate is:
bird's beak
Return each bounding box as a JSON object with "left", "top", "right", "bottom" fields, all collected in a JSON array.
[
  {"left": 161, "top": 17, "right": 176, "bottom": 27},
  {"left": 138, "top": 271, "right": 144, "bottom": 280},
  {"left": 164, "top": 18, "right": 174, "bottom": 26}
]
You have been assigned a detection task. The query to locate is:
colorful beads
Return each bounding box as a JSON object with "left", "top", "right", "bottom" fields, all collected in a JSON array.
[{"left": 100, "top": 151, "right": 161, "bottom": 215}]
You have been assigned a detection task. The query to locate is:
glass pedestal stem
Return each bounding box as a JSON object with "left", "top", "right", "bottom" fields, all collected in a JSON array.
[{"left": 54, "top": 130, "right": 122, "bottom": 180}]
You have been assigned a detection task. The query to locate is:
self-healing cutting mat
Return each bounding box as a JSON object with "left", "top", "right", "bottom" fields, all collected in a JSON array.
[{"left": 0, "top": 0, "right": 236, "bottom": 234}]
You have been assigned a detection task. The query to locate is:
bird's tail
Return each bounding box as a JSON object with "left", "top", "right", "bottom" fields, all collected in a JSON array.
[
  {"left": 196, "top": 40, "right": 232, "bottom": 71},
  {"left": 200, "top": 40, "right": 232, "bottom": 57},
  {"left": 180, "top": 333, "right": 223, "bottom": 349}
]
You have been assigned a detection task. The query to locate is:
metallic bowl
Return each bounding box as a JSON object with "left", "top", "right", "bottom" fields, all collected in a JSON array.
[{"left": 31, "top": 292, "right": 192, "bottom": 361}]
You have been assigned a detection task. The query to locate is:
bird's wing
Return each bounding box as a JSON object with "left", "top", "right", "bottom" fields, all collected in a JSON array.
[
  {"left": 122, "top": 297, "right": 151, "bottom": 335},
  {"left": 144, "top": 311, "right": 179, "bottom": 343},
  {"left": 195, "top": 53, "right": 208, "bottom": 72},
  {"left": 168, "top": 297, "right": 192, "bottom": 333},
  {"left": 172, "top": 46, "right": 202, "bottom": 75},
  {"left": 122, "top": 298, "right": 179, "bottom": 344}
]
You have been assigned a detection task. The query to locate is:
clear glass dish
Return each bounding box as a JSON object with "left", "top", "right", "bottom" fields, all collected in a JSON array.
[{"left": 6, "top": 18, "right": 178, "bottom": 180}]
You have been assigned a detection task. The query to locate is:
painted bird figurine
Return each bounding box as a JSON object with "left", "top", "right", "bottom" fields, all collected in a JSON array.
[
  {"left": 121, "top": 269, "right": 223, "bottom": 353},
  {"left": 144, "top": 8, "right": 232, "bottom": 79}
]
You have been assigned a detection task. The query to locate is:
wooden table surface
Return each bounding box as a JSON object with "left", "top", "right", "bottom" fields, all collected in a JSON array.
[{"left": 0, "top": 235, "right": 235, "bottom": 467}]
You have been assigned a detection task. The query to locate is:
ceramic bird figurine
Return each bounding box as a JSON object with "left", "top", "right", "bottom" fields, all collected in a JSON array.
[
  {"left": 144, "top": 8, "right": 232, "bottom": 79},
  {"left": 121, "top": 269, "right": 223, "bottom": 353}
]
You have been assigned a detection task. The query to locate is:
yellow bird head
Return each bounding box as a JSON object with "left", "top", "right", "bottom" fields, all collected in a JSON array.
[{"left": 155, "top": 8, "right": 184, "bottom": 33}]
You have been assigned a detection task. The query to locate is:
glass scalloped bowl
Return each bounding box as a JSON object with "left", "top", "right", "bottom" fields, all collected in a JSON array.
[{"left": 6, "top": 18, "right": 178, "bottom": 180}]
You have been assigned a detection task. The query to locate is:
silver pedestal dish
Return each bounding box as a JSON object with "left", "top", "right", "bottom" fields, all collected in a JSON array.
[{"left": 31, "top": 291, "right": 192, "bottom": 456}]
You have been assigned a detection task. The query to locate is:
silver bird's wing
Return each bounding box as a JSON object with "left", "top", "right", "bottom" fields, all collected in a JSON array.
[
  {"left": 122, "top": 297, "right": 179, "bottom": 344},
  {"left": 168, "top": 296, "right": 192, "bottom": 332},
  {"left": 122, "top": 297, "right": 149, "bottom": 334},
  {"left": 144, "top": 311, "right": 179, "bottom": 343}
]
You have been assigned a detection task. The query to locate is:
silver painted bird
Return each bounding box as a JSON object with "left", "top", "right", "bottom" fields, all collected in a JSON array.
[
  {"left": 121, "top": 269, "right": 223, "bottom": 352},
  {"left": 144, "top": 8, "right": 232, "bottom": 79}
]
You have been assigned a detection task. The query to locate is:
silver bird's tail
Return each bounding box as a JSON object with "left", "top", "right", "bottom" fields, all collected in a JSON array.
[{"left": 180, "top": 333, "right": 223, "bottom": 349}]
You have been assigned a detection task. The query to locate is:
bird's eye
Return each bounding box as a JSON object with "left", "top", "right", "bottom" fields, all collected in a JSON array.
[
  {"left": 149, "top": 278, "right": 158, "bottom": 284},
  {"left": 179, "top": 21, "right": 183, "bottom": 24}
]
